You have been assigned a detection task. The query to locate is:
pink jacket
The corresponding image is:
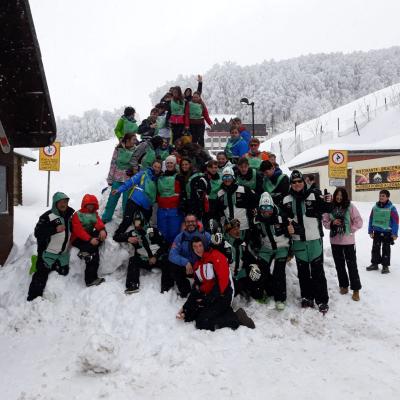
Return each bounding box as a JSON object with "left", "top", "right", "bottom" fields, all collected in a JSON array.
[{"left": 322, "top": 204, "right": 363, "bottom": 245}]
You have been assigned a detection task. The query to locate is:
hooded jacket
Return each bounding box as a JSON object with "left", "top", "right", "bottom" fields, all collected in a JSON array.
[
  {"left": 368, "top": 200, "right": 399, "bottom": 236},
  {"left": 35, "top": 192, "right": 75, "bottom": 257},
  {"left": 71, "top": 194, "right": 105, "bottom": 243}
]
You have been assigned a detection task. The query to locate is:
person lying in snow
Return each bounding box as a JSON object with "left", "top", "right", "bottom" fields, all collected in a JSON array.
[{"left": 176, "top": 237, "right": 255, "bottom": 331}]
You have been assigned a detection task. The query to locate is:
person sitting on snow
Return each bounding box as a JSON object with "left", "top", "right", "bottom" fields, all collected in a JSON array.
[
  {"left": 27, "top": 192, "right": 75, "bottom": 301},
  {"left": 113, "top": 211, "right": 173, "bottom": 294},
  {"left": 168, "top": 214, "right": 211, "bottom": 298},
  {"left": 70, "top": 194, "right": 107, "bottom": 287},
  {"left": 176, "top": 237, "right": 255, "bottom": 331}
]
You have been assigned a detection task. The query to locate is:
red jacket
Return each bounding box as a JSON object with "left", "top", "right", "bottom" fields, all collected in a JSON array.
[
  {"left": 184, "top": 101, "right": 213, "bottom": 128},
  {"left": 71, "top": 194, "right": 105, "bottom": 243},
  {"left": 193, "top": 249, "right": 231, "bottom": 296}
]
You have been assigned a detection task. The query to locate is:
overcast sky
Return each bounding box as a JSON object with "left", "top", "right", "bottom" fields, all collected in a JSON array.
[{"left": 30, "top": 0, "right": 400, "bottom": 119}]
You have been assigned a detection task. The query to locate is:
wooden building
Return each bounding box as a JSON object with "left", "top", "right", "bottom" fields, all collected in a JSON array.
[
  {"left": 0, "top": 0, "right": 56, "bottom": 265},
  {"left": 288, "top": 149, "right": 400, "bottom": 203},
  {"left": 13, "top": 149, "right": 36, "bottom": 206}
]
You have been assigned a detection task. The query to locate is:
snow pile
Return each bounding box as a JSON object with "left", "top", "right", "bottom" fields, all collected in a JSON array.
[{"left": 79, "top": 334, "right": 121, "bottom": 374}]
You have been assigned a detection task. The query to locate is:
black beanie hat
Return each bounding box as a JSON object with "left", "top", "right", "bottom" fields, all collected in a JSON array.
[{"left": 290, "top": 170, "right": 304, "bottom": 183}]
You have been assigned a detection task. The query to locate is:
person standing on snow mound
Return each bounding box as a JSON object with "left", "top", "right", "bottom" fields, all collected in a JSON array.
[
  {"left": 366, "top": 189, "right": 398, "bottom": 274},
  {"left": 231, "top": 117, "right": 251, "bottom": 145},
  {"left": 283, "top": 170, "right": 333, "bottom": 314},
  {"left": 27, "top": 192, "right": 75, "bottom": 301},
  {"left": 102, "top": 133, "right": 137, "bottom": 223},
  {"left": 224, "top": 126, "right": 249, "bottom": 163},
  {"left": 71, "top": 194, "right": 107, "bottom": 287},
  {"left": 322, "top": 188, "right": 363, "bottom": 301},
  {"left": 176, "top": 237, "right": 255, "bottom": 331},
  {"left": 114, "top": 106, "right": 138, "bottom": 141}
]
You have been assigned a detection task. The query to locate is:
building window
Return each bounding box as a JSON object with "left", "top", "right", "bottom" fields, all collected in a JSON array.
[{"left": 0, "top": 165, "right": 8, "bottom": 214}]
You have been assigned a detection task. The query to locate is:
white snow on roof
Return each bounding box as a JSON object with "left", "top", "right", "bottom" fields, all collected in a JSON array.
[
  {"left": 13, "top": 148, "right": 36, "bottom": 161},
  {"left": 210, "top": 114, "right": 236, "bottom": 122}
]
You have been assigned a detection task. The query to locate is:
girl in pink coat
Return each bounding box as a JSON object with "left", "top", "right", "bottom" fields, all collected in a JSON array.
[{"left": 322, "top": 188, "right": 363, "bottom": 301}]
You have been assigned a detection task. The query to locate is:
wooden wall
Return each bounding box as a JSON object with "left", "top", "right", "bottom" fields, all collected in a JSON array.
[{"left": 0, "top": 150, "right": 14, "bottom": 266}]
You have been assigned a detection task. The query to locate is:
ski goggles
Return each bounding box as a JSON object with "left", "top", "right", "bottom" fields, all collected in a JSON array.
[
  {"left": 259, "top": 205, "right": 274, "bottom": 212},
  {"left": 222, "top": 175, "right": 234, "bottom": 181}
]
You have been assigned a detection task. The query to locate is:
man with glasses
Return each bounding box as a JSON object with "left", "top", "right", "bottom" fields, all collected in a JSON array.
[
  {"left": 260, "top": 160, "right": 290, "bottom": 209},
  {"left": 169, "top": 214, "right": 211, "bottom": 297},
  {"left": 283, "top": 170, "right": 332, "bottom": 314}
]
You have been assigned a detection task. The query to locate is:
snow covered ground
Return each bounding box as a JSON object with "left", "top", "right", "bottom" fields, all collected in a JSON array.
[{"left": 1, "top": 139, "right": 400, "bottom": 399}]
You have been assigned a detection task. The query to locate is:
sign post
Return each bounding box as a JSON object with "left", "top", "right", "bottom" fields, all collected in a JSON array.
[
  {"left": 328, "top": 150, "right": 348, "bottom": 179},
  {"left": 39, "top": 142, "right": 61, "bottom": 206}
]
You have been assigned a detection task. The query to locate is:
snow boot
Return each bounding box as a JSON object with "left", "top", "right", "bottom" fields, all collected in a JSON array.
[
  {"left": 275, "top": 301, "right": 286, "bottom": 311},
  {"left": 381, "top": 265, "right": 390, "bottom": 274},
  {"left": 366, "top": 264, "right": 378, "bottom": 271},
  {"left": 318, "top": 303, "right": 329, "bottom": 315},
  {"left": 301, "top": 298, "right": 314, "bottom": 308},
  {"left": 352, "top": 290, "right": 360, "bottom": 301},
  {"left": 235, "top": 308, "right": 255, "bottom": 329},
  {"left": 125, "top": 283, "right": 140, "bottom": 294},
  {"left": 87, "top": 277, "right": 105, "bottom": 287},
  {"left": 340, "top": 287, "right": 349, "bottom": 295}
]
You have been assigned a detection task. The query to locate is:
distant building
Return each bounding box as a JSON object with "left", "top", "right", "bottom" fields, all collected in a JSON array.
[
  {"left": 288, "top": 149, "right": 400, "bottom": 202},
  {"left": 205, "top": 116, "right": 267, "bottom": 153},
  {"left": 0, "top": 0, "right": 56, "bottom": 265}
]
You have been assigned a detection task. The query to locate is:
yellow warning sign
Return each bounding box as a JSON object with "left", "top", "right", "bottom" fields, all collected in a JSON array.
[
  {"left": 39, "top": 142, "right": 61, "bottom": 171},
  {"left": 328, "top": 150, "right": 348, "bottom": 178}
]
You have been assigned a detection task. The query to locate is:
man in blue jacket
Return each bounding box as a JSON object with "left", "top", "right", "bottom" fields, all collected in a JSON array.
[
  {"left": 367, "top": 190, "right": 399, "bottom": 274},
  {"left": 169, "top": 214, "right": 211, "bottom": 297}
]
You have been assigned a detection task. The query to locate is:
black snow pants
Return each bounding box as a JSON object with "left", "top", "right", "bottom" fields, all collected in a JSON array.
[
  {"left": 331, "top": 244, "right": 361, "bottom": 290},
  {"left": 183, "top": 288, "right": 239, "bottom": 331},
  {"left": 27, "top": 258, "right": 69, "bottom": 301},
  {"left": 72, "top": 239, "right": 101, "bottom": 286},
  {"left": 189, "top": 123, "right": 205, "bottom": 147},
  {"left": 371, "top": 232, "right": 392, "bottom": 267}
]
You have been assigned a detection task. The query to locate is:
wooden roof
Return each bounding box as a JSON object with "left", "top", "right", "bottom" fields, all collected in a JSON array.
[{"left": 0, "top": 0, "right": 56, "bottom": 148}]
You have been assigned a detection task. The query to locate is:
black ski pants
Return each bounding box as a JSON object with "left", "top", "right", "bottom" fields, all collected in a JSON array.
[
  {"left": 171, "top": 123, "right": 185, "bottom": 144},
  {"left": 189, "top": 123, "right": 205, "bottom": 147},
  {"left": 183, "top": 288, "right": 239, "bottom": 331},
  {"left": 115, "top": 199, "right": 152, "bottom": 237},
  {"left": 331, "top": 244, "right": 361, "bottom": 290},
  {"left": 296, "top": 254, "right": 329, "bottom": 305},
  {"left": 170, "top": 262, "right": 192, "bottom": 297},
  {"left": 126, "top": 254, "right": 174, "bottom": 291},
  {"left": 72, "top": 239, "right": 101, "bottom": 285},
  {"left": 371, "top": 233, "right": 392, "bottom": 267},
  {"left": 260, "top": 257, "right": 287, "bottom": 302},
  {"left": 27, "top": 258, "right": 69, "bottom": 301}
]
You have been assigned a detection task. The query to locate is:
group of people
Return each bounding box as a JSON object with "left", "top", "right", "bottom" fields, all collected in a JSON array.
[{"left": 27, "top": 78, "right": 399, "bottom": 332}]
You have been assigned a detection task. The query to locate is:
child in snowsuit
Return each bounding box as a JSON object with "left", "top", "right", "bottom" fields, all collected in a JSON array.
[
  {"left": 366, "top": 190, "right": 399, "bottom": 274},
  {"left": 27, "top": 192, "right": 75, "bottom": 301},
  {"left": 250, "top": 192, "right": 290, "bottom": 310},
  {"left": 71, "top": 194, "right": 107, "bottom": 287}
]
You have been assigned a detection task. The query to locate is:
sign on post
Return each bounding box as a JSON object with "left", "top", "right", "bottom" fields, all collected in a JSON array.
[
  {"left": 329, "top": 150, "right": 348, "bottom": 178},
  {"left": 329, "top": 178, "right": 346, "bottom": 187},
  {"left": 39, "top": 142, "right": 61, "bottom": 206},
  {"left": 39, "top": 142, "right": 61, "bottom": 171}
]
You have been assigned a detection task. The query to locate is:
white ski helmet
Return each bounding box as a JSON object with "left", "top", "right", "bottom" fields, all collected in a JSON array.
[
  {"left": 222, "top": 166, "right": 235, "bottom": 179},
  {"left": 259, "top": 192, "right": 275, "bottom": 210}
]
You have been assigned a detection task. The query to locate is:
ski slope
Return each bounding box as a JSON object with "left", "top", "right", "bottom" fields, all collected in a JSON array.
[
  {"left": 0, "top": 119, "right": 400, "bottom": 399},
  {"left": 261, "top": 83, "right": 400, "bottom": 164}
]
